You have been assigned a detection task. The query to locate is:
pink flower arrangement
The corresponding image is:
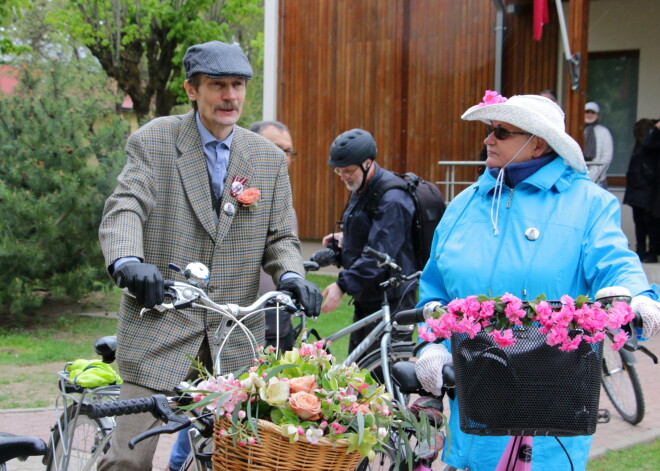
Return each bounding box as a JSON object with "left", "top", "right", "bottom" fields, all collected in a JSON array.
[
  {"left": 478, "top": 90, "right": 508, "bottom": 107},
  {"left": 418, "top": 293, "right": 635, "bottom": 351}
]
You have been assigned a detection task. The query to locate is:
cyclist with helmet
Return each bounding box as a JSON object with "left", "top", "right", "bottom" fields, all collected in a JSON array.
[{"left": 320, "top": 128, "right": 418, "bottom": 357}]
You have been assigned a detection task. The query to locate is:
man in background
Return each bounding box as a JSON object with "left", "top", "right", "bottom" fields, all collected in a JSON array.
[
  {"left": 320, "top": 128, "right": 418, "bottom": 359},
  {"left": 584, "top": 101, "right": 614, "bottom": 188}
]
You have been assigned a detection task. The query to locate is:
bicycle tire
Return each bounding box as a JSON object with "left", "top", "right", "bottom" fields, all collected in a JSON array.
[
  {"left": 356, "top": 342, "right": 415, "bottom": 401},
  {"left": 601, "top": 336, "right": 645, "bottom": 425},
  {"left": 45, "top": 404, "right": 113, "bottom": 471},
  {"left": 356, "top": 342, "right": 416, "bottom": 471}
]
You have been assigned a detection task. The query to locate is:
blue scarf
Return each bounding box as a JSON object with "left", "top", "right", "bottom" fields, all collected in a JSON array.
[{"left": 488, "top": 153, "right": 558, "bottom": 188}]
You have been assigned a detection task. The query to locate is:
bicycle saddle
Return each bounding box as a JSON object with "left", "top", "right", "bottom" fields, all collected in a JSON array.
[{"left": 94, "top": 335, "right": 118, "bottom": 364}]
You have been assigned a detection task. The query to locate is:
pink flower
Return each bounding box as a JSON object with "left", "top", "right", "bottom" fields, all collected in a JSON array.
[
  {"left": 236, "top": 187, "right": 260, "bottom": 207},
  {"left": 546, "top": 327, "right": 569, "bottom": 346},
  {"left": 288, "top": 375, "right": 318, "bottom": 394},
  {"left": 478, "top": 300, "right": 496, "bottom": 320},
  {"left": 289, "top": 391, "right": 323, "bottom": 421},
  {"left": 478, "top": 90, "right": 507, "bottom": 107},
  {"left": 559, "top": 334, "right": 582, "bottom": 352},
  {"left": 611, "top": 330, "right": 629, "bottom": 350},
  {"left": 490, "top": 329, "right": 515, "bottom": 347}
]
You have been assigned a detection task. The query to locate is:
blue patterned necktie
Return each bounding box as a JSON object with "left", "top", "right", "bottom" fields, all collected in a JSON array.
[{"left": 212, "top": 141, "right": 229, "bottom": 199}]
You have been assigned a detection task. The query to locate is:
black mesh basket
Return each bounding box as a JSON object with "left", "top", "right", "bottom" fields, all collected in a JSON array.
[{"left": 451, "top": 325, "right": 603, "bottom": 437}]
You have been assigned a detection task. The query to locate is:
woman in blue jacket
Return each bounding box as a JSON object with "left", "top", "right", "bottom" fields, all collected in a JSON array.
[{"left": 414, "top": 93, "right": 660, "bottom": 471}]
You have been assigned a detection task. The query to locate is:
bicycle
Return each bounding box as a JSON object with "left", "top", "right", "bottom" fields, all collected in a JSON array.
[
  {"left": 598, "top": 295, "right": 658, "bottom": 425},
  {"left": 0, "top": 433, "right": 47, "bottom": 471},
  {"left": 42, "top": 262, "right": 300, "bottom": 471},
  {"left": 301, "top": 246, "right": 420, "bottom": 402},
  {"left": 298, "top": 246, "right": 421, "bottom": 471}
]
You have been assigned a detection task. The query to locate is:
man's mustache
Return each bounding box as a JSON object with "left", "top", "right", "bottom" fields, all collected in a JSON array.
[{"left": 214, "top": 102, "right": 238, "bottom": 112}]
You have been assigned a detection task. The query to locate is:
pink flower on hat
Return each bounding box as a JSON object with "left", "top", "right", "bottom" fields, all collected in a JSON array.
[{"left": 478, "top": 90, "right": 508, "bottom": 107}]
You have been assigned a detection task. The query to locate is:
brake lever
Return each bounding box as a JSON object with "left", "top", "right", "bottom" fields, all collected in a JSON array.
[{"left": 128, "top": 420, "right": 191, "bottom": 449}]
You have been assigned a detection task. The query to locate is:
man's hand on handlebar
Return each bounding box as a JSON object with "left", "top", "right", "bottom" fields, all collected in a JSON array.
[
  {"left": 277, "top": 278, "right": 322, "bottom": 318},
  {"left": 113, "top": 262, "right": 164, "bottom": 308}
]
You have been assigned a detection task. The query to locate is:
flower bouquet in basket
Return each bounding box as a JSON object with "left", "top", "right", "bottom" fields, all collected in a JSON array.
[
  {"left": 419, "top": 293, "right": 634, "bottom": 351},
  {"left": 187, "top": 341, "right": 435, "bottom": 471}
]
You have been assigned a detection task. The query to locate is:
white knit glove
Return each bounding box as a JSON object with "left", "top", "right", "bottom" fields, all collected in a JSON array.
[
  {"left": 415, "top": 343, "right": 452, "bottom": 396},
  {"left": 631, "top": 296, "right": 660, "bottom": 339}
]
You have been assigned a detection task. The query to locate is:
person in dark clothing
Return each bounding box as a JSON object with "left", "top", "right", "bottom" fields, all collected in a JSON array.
[
  {"left": 625, "top": 118, "right": 660, "bottom": 263},
  {"left": 320, "top": 129, "right": 418, "bottom": 358}
]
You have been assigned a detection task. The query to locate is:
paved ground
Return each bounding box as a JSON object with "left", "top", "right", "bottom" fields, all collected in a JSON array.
[{"left": 2, "top": 243, "right": 659, "bottom": 470}]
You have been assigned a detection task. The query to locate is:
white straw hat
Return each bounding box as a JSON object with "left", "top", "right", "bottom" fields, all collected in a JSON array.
[{"left": 461, "top": 94, "right": 587, "bottom": 173}]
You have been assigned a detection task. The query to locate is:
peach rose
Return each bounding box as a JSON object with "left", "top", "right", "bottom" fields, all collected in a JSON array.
[
  {"left": 289, "top": 391, "right": 322, "bottom": 421},
  {"left": 237, "top": 187, "right": 260, "bottom": 206},
  {"left": 288, "top": 375, "right": 317, "bottom": 394}
]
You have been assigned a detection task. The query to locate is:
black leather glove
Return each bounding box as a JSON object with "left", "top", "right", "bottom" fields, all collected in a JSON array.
[
  {"left": 278, "top": 277, "right": 322, "bottom": 318},
  {"left": 112, "top": 262, "right": 164, "bottom": 309}
]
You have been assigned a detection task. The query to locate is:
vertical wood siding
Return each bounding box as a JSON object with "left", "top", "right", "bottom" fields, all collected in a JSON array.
[{"left": 279, "top": 0, "right": 558, "bottom": 239}]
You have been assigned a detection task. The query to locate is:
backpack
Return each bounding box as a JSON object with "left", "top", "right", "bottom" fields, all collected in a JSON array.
[{"left": 365, "top": 172, "right": 446, "bottom": 270}]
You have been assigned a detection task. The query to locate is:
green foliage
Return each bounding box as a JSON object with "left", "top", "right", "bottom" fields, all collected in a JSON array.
[
  {"left": 47, "top": 0, "right": 264, "bottom": 121},
  {"left": 0, "top": 0, "right": 31, "bottom": 54},
  {"left": 0, "top": 59, "right": 128, "bottom": 324}
]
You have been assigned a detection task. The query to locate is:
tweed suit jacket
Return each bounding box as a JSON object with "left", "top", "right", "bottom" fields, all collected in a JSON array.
[{"left": 99, "top": 110, "right": 303, "bottom": 391}]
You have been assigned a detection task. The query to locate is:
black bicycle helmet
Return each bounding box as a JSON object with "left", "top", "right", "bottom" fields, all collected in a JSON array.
[{"left": 328, "top": 128, "right": 377, "bottom": 167}]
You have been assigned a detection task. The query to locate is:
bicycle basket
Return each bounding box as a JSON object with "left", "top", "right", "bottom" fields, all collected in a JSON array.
[
  {"left": 451, "top": 324, "right": 603, "bottom": 437},
  {"left": 212, "top": 418, "right": 362, "bottom": 471}
]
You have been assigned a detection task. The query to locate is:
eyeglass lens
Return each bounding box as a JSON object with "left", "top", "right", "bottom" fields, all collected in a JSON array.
[{"left": 487, "top": 125, "right": 529, "bottom": 140}]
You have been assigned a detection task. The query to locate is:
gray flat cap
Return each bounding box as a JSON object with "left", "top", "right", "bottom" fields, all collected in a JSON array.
[{"left": 183, "top": 40, "right": 253, "bottom": 80}]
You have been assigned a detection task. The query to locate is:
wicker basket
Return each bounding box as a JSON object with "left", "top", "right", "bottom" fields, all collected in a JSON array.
[
  {"left": 212, "top": 418, "right": 363, "bottom": 471},
  {"left": 451, "top": 324, "right": 603, "bottom": 437}
]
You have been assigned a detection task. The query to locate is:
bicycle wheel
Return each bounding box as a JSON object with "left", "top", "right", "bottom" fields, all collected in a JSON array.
[
  {"left": 45, "top": 404, "right": 113, "bottom": 471},
  {"left": 356, "top": 342, "right": 416, "bottom": 471},
  {"left": 356, "top": 341, "right": 415, "bottom": 400},
  {"left": 601, "top": 336, "right": 645, "bottom": 425}
]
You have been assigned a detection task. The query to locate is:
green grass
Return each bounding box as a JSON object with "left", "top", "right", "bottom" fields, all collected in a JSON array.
[
  {"left": 587, "top": 439, "right": 660, "bottom": 470},
  {"left": 0, "top": 274, "right": 355, "bottom": 409}
]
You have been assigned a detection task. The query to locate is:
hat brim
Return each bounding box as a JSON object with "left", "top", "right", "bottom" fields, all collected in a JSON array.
[{"left": 461, "top": 102, "right": 587, "bottom": 173}]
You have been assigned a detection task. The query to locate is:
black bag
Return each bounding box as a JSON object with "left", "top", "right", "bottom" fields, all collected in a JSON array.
[
  {"left": 451, "top": 327, "right": 603, "bottom": 437},
  {"left": 365, "top": 172, "right": 446, "bottom": 270}
]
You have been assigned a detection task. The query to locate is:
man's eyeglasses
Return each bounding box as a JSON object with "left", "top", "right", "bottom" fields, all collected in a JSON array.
[
  {"left": 279, "top": 147, "right": 298, "bottom": 157},
  {"left": 333, "top": 165, "right": 361, "bottom": 177},
  {"left": 487, "top": 125, "right": 531, "bottom": 140}
]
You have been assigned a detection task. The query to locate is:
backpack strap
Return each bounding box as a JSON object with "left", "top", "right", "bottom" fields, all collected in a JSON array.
[{"left": 364, "top": 173, "right": 410, "bottom": 216}]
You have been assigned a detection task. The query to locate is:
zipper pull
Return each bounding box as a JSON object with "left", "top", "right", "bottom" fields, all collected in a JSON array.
[{"left": 506, "top": 188, "right": 514, "bottom": 208}]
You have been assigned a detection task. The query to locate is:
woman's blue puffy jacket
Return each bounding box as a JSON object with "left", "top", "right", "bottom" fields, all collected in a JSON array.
[{"left": 418, "top": 157, "right": 658, "bottom": 471}]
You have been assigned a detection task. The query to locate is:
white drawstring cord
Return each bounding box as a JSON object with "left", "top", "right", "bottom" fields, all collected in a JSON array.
[{"left": 490, "top": 135, "right": 535, "bottom": 235}]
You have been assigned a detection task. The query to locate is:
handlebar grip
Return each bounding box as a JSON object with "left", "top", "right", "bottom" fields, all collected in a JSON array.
[
  {"left": 363, "top": 245, "right": 386, "bottom": 263},
  {"left": 86, "top": 394, "right": 169, "bottom": 419},
  {"left": 442, "top": 364, "right": 455, "bottom": 389},
  {"left": 395, "top": 307, "right": 427, "bottom": 325}
]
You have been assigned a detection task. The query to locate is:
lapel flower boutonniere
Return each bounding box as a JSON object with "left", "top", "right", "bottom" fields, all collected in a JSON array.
[{"left": 236, "top": 187, "right": 260, "bottom": 209}]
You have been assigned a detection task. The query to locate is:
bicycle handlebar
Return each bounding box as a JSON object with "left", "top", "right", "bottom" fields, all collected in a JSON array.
[
  {"left": 85, "top": 394, "right": 194, "bottom": 449},
  {"left": 86, "top": 394, "right": 173, "bottom": 420}
]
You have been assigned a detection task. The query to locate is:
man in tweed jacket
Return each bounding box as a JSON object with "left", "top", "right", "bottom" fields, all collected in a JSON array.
[{"left": 98, "top": 40, "right": 321, "bottom": 469}]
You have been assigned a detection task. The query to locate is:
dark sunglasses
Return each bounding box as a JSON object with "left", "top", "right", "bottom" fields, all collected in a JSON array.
[{"left": 487, "top": 125, "right": 531, "bottom": 140}]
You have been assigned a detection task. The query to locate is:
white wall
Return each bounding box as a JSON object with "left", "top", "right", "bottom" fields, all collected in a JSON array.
[{"left": 588, "top": 0, "right": 660, "bottom": 120}]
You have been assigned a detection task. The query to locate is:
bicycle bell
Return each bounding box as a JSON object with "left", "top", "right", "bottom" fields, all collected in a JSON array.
[
  {"left": 183, "top": 262, "right": 210, "bottom": 288},
  {"left": 595, "top": 286, "right": 632, "bottom": 307}
]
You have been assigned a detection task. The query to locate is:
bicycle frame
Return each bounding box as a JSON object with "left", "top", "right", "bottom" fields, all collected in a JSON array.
[{"left": 49, "top": 373, "right": 120, "bottom": 471}]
